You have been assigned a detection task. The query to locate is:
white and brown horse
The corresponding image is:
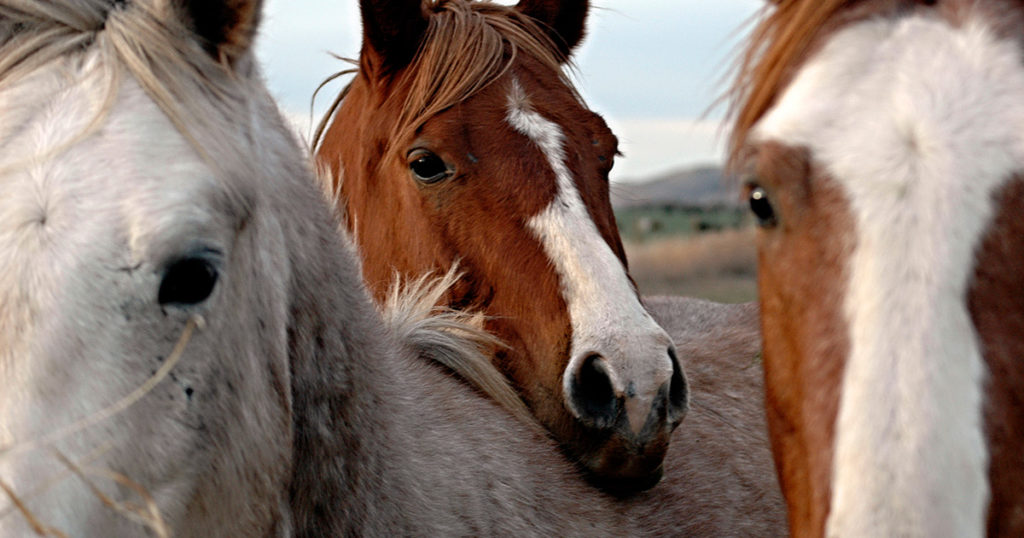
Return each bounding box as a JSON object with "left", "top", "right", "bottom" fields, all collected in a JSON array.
[
  {"left": 315, "top": 0, "right": 689, "bottom": 492},
  {"left": 730, "top": 0, "right": 1024, "bottom": 535}
]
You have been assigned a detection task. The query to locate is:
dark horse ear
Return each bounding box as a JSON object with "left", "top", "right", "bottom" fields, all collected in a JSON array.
[
  {"left": 167, "top": 0, "right": 263, "bottom": 64},
  {"left": 360, "top": 0, "right": 430, "bottom": 73},
  {"left": 516, "top": 0, "right": 589, "bottom": 56}
]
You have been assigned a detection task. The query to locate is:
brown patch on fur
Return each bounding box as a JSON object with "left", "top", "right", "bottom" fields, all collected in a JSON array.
[
  {"left": 743, "top": 143, "right": 853, "bottom": 536},
  {"left": 969, "top": 177, "right": 1024, "bottom": 535}
]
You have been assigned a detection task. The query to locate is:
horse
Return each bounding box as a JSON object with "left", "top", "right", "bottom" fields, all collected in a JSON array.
[
  {"left": 728, "top": 0, "right": 1024, "bottom": 535},
  {"left": 0, "top": 0, "right": 785, "bottom": 535},
  {"left": 313, "top": 0, "right": 695, "bottom": 492},
  {"left": 315, "top": 0, "right": 684, "bottom": 493}
]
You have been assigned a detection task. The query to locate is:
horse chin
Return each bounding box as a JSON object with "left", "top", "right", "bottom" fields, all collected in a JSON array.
[
  {"left": 573, "top": 429, "right": 675, "bottom": 496},
  {"left": 558, "top": 382, "right": 685, "bottom": 495},
  {"left": 587, "top": 464, "right": 665, "bottom": 497}
]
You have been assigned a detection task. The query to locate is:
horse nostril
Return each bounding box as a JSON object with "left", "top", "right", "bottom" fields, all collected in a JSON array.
[
  {"left": 667, "top": 347, "right": 688, "bottom": 421},
  {"left": 569, "top": 354, "right": 620, "bottom": 430}
]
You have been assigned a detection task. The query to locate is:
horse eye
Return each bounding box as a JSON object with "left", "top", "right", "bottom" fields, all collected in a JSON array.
[
  {"left": 748, "top": 186, "right": 777, "bottom": 228},
  {"left": 408, "top": 150, "right": 451, "bottom": 184},
  {"left": 158, "top": 257, "right": 219, "bottom": 306}
]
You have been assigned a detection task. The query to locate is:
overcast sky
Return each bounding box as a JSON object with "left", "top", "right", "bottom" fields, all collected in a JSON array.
[{"left": 256, "top": 0, "right": 764, "bottom": 182}]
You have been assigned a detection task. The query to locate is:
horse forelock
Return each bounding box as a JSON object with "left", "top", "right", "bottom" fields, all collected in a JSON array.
[
  {"left": 0, "top": 0, "right": 288, "bottom": 204},
  {"left": 726, "top": 0, "right": 848, "bottom": 168},
  {"left": 314, "top": 0, "right": 578, "bottom": 158}
]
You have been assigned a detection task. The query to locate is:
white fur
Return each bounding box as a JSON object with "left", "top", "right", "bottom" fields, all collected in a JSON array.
[
  {"left": 1, "top": 54, "right": 209, "bottom": 535},
  {"left": 505, "top": 79, "right": 675, "bottom": 432},
  {"left": 754, "top": 13, "right": 1024, "bottom": 537},
  {"left": 0, "top": 39, "right": 293, "bottom": 534}
]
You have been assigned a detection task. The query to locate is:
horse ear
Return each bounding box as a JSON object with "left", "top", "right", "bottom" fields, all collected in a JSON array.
[
  {"left": 516, "top": 0, "right": 589, "bottom": 56},
  {"left": 360, "top": 0, "right": 430, "bottom": 73},
  {"left": 169, "top": 0, "right": 263, "bottom": 63}
]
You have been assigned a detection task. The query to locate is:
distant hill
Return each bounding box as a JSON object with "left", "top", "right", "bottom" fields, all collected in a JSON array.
[{"left": 610, "top": 165, "right": 741, "bottom": 209}]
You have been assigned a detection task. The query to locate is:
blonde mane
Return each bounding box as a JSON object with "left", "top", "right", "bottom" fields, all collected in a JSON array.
[
  {"left": 726, "top": 0, "right": 849, "bottom": 165},
  {"left": 313, "top": 0, "right": 578, "bottom": 154}
]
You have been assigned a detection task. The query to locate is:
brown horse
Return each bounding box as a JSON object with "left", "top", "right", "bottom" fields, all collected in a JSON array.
[
  {"left": 729, "top": 0, "right": 1024, "bottom": 535},
  {"left": 315, "top": 0, "right": 687, "bottom": 491}
]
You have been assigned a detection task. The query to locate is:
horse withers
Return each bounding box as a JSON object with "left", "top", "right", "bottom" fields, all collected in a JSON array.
[
  {"left": 730, "top": 0, "right": 1024, "bottom": 535},
  {"left": 316, "top": 0, "right": 686, "bottom": 493}
]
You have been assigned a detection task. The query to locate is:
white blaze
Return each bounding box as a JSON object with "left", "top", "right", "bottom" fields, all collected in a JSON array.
[
  {"left": 755, "top": 13, "right": 1024, "bottom": 537},
  {"left": 505, "top": 79, "right": 674, "bottom": 433}
]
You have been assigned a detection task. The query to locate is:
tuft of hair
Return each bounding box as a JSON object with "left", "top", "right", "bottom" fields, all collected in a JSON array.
[
  {"left": 0, "top": 0, "right": 274, "bottom": 204},
  {"left": 380, "top": 268, "right": 538, "bottom": 426},
  {"left": 314, "top": 158, "right": 348, "bottom": 227},
  {"left": 725, "top": 0, "right": 848, "bottom": 168},
  {"left": 313, "top": 0, "right": 579, "bottom": 157}
]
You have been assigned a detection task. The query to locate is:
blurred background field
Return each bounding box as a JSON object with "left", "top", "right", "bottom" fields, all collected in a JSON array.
[
  {"left": 613, "top": 166, "right": 758, "bottom": 304},
  {"left": 256, "top": 2, "right": 763, "bottom": 305}
]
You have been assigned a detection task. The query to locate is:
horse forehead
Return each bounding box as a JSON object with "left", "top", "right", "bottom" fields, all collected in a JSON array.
[
  {"left": 0, "top": 61, "right": 229, "bottom": 260},
  {"left": 756, "top": 12, "right": 1024, "bottom": 172},
  {"left": 503, "top": 65, "right": 612, "bottom": 145},
  {"left": 754, "top": 9, "right": 1024, "bottom": 260},
  {"left": 501, "top": 76, "right": 610, "bottom": 165}
]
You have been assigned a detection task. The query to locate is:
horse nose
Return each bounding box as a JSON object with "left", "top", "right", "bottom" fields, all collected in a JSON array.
[
  {"left": 566, "top": 347, "right": 688, "bottom": 434},
  {"left": 568, "top": 354, "right": 621, "bottom": 430},
  {"left": 665, "top": 347, "right": 688, "bottom": 423}
]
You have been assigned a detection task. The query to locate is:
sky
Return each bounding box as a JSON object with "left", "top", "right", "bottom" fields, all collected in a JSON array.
[{"left": 256, "top": 0, "right": 764, "bottom": 182}]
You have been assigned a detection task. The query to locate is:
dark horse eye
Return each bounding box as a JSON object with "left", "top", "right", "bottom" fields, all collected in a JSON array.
[
  {"left": 748, "top": 186, "right": 777, "bottom": 228},
  {"left": 408, "top": 150, "right": 451, "bottom": 184},
  {"left": 158, "top": 257, "right": 219, "bottom": 306}
]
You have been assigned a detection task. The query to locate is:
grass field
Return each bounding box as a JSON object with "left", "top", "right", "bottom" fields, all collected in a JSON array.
[
  {"left": 616, "top": 205, "right": 749, "bottom": 242},
  {"left": 621, "top": 215, "right": 758, "bottom": 304}
]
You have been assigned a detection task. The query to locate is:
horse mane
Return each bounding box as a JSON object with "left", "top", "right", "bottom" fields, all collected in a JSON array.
[
  {"left": 0, "top": 0, "right": 268, "bottom": 188},
  {"left": 379, "top": 268, "right": 538, "bottom": 426},
  {"left": 726, "top": 0, "right": 849, "bottom": 166},
  {"left": 313, "top": 0, "right": 579, "bottom": 154}
]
